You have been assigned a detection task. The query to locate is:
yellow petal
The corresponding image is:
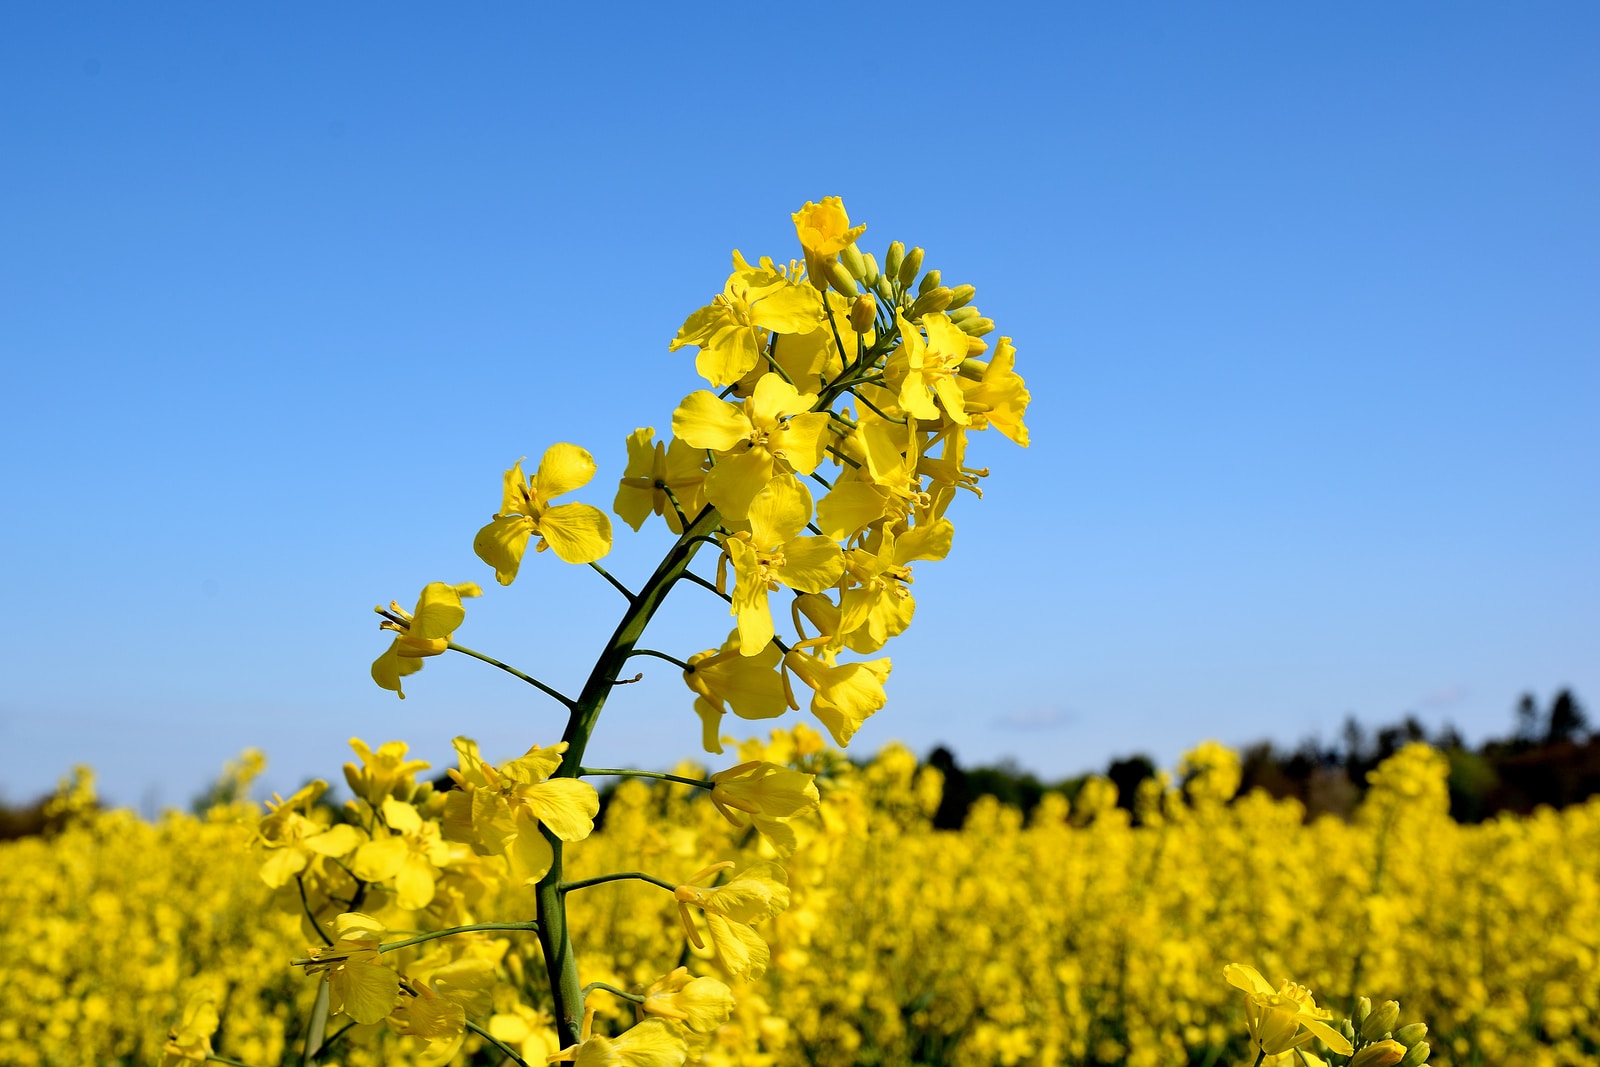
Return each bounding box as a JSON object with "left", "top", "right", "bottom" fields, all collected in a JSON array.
[
  {"left": 409, "top": 582, "right": 470, "bottom": 640},
  {"left": 371, "top": 643, "right": 423, "bottom": 698},
  {"left": 474, "top": 515, "right": 533, "bottom": 586},
  {"left": 534, "top": 443, "right": 598, "bottom": 499},
  {"left": 525, "top": 778, "right": 601, "bottom": 842},
  {"left": 331, "top": 959, "right": 399, "bottom": 1025},
  {"left": 539, "top": 502, "right": 613, "bottom": 564},
  {"left": 672, "top": 390, "right": 750, "bottom": 452}
]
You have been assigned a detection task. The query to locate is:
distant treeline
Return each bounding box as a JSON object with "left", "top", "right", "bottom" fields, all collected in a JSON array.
[{"left": 926, "top": 688, "right": 1595, "bottom": 829}]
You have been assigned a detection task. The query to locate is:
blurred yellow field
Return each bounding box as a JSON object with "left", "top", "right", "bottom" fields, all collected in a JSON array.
[{"left": 5, "top": 734, "right": 1595, "bottom": 1067}]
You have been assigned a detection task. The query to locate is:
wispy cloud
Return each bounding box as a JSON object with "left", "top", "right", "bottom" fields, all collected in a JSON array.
[{"left": 993, "top": 707, "right": 1075, "bottom": 732}]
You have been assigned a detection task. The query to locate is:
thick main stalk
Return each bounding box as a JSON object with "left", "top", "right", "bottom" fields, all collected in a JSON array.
[{"left": 535, "top": 504, "right": 723, "bottom": 1045}]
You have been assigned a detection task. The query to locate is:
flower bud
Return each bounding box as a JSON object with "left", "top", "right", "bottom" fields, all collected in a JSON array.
[
  {"left": 947, "top": 305, "right": 980, "bottom": 323},
  {"left": 958, "top": 316, "right": 995, "bottom": 336},
  {"left": 1397, "top": 1040, "right": 1431, "bottom": 1067},
  {"left": 840, "top": 242, "right": 869, "bottom": 281},
  {"left": 1361, "top": 1001, "right": 1400, "bottom": 1041},
  {"left": 859, "top": 251, "right": 881, "bottom": 287},
  {"left": 897, "top": 246, "right": 924, "bottom": 288},
  {"left": 1354, "top": 997, "right": 1372, "bottom": 1027},
  {"left": 1341, "top": 1019, "right": 1358, "bottom": 1046},
  {"left": 848, "top": 294, "right": 876, "bottom": 334},
  {"left": 884, "top": 240, "right": 905, "bottom": 280},
  {"left": 823, "top": 259, "right": 859, "bottom": 297},
  {"left": 1394, "top": 1024, "right": 1428, "bottom": 1048},
  {"left": 917, "top": 268, "right": 943, "bottom": 296},
  {"left": 873, "top": 274, "right": 896, "bottom": 303},
  {"left": 946, "top": 283, "right": 977, "bottom": 309},
  {"left": 909, "top": 287, "right": 953, "bottom": 318},
  {"left": 1350, "top": 1040, "right": 1407, "bottom": 1067}
]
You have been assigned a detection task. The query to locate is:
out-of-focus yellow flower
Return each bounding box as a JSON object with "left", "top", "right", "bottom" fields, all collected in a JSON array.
[
  {"left": 343, "top": 737, "right": 431, "bottom": 804},
  {"left": 350, "top": 798, "right": 451, "bottom": 910},
  {"left": 474, "top": 446, "right": 613, "bottom": 583},
  {"left": 547, "top": 1017, "right": 687, "bottom": 1067},
  {"left": 256, "top": 781, "right": 363, "bottom": 888},
  {"left": 1224, "top": 963, "right": 1353, "bottom": 1057},
  {"left": 492, "top": 1006, "right": 562, "bottom": 1065},
  {"left": 160, "top": 994, "right": 219, "bottom": 1066},
  {"left": 301, "top": 912, "right": 399, "bottom": 1025},
  {"left": 675, "top": 861, "right": 790, "bottom": 982},
  {"left": 642, "top": 967, "right": 735, "bottom": 1034},
  {"left": 371, "top": 581, "right": 483, "bottom": 699}
]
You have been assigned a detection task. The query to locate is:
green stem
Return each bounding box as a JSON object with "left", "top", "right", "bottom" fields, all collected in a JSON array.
[
  {"left": 584, "top": 981, "right": 647, "bottom": 1006},
  {"left": 296, "top": 875, "right": 332, "bottom": 947},
  {"left": 626, "top": 648, "right": 694, "bottom": 672},
  {"left": 299, "top": 980, "right": 330, "bottom": 1067},
  {"left": 579, "top": 767, "right": 713, "bottom": 789},
  {"left": 536, "top": 504, "right": 725, "bottom": 1047},
  {"left": 848, "top": 388, "right": 908, "bottom": 424},
  {"left": 560, "top": 870, "right": 679, "bottom": 895},
  {"left": 680, "top": 570, "right": 730, "bottom": 602},
  {"left": 448, "top": 641, "right": 575, "bottom": 710},
  {"left": 588, "top": 562, "right": 636, "bottom": 602},
  {"left": 465, "top": 1018, "right": 533, "bottom": 1067},
  {"left": 378, "top": 920, "right": 540, "bottom": 954}
]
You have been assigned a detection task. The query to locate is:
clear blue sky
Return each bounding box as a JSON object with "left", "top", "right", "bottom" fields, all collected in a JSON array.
[{"left": 3, "top": 5, "right": 1596, "bottom": 810}]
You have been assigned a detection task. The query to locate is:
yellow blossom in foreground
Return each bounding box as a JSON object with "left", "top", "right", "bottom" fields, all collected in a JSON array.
[
  {"left": 683, "top": 631, "right": 789, "bottom": 754},
  {"left": 642, "top": 967, "right": 735, "bottom": 1034},
  {"left": 548, "top": 1017, "right": 687, "bottom": 1067},
  {"left": 474, "top": 445, "right": 613, "bottom": 582},
  {"left": 160, "top": 994, "right": 219, "bottom": 1067},
  {"left": 1225, "top": 963, "right": 1354, "bottom": 1057},
  {"left": 444, "top": 737, "right": 599, "bottom": 884},
  {"left": 371, "top": 581, "right": 483, "bottom": 699},
  {"left": 674, "top": 860, "right": 791, "bottom": 982},
  {"left": 301, "top": 912, "right": 399, "bottom": 1026},
  {"left": 792, "top": 196, "right": 866, "bottom": 287}
]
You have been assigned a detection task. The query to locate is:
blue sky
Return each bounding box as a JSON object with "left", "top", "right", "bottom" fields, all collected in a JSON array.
[{"left": 3, "top": 5, "right": 1596, "bottom": 811}]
